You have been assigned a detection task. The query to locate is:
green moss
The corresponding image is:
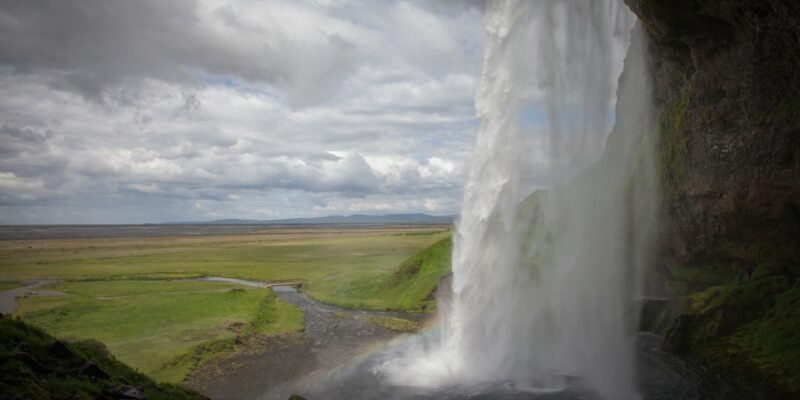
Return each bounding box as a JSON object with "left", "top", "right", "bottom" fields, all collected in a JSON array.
[
  {"left": 657, "top": 84, "right": 691, "bottom": 200},
  {"left": 657, "top": 84, "right": 692, "bottom": 200},
  {"left": 728, "top": 286, "right": 800, "bottom": 393},
  {"left": 362, "top": 315, "right": 420, "bottom": 332},
  {"left": 666, "top": 279, "right": 690, "bottom": 296},
  {"left": 664, "top": 273, "right": 800, "bottom": 397},
  {"left": 719, "top": 237, "right": 800, "bottom": 268},
  {"left": 667, "top": 260, "right": 733, "bottom": 285},
  {"left": 760, "top": 95, "right": 800, "bottom": 125}
]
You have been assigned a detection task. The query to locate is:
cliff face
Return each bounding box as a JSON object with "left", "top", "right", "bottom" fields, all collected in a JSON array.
[
  {"left": 628, "top": 0, "right": 800, "bottom": 267},
  {"left": 622, "top": 1, "right": 800, "bottom": 397}
]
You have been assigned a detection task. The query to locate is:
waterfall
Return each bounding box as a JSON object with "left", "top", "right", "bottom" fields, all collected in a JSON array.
[{"left": 385, "top": 1, "right": 655, "bottom": 399}]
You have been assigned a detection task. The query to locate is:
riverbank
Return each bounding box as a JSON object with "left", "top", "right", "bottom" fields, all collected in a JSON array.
[
  {"left": 188, "top": 285, "right": 428, "bottom": 400},
  {"left": 0, "top": 279, "right": 64, "bottom": 315}
]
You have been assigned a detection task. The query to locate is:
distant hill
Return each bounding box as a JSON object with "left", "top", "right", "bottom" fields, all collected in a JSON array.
[{"left": 164, "top": 213, "right": 454, "bottom": 225}]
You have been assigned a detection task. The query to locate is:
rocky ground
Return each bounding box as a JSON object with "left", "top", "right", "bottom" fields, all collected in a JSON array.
[{"left": 187, "top": 286, "right": 429, "bottom": 400}]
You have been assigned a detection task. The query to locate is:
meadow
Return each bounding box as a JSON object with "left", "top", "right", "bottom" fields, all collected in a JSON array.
[
  {"left": 304, "top": 236, "right": 452, "bottom": 312},
  {"left": 0, "top": 227, "right": 447, "bottom": 282},
  {"left": 0, "top": 226, "right": 450, "bottom": 383}
]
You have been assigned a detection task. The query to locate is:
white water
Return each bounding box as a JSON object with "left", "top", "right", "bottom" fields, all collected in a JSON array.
[{"left": 385, "top": 1, "right": 655, "bottom": 400}]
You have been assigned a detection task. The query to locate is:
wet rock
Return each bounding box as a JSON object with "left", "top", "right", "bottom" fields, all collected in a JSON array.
[
  {"left": 4, "top": 337, "right": 27, "bottom": 352},
  {"left": 662, "top": 314, "right": 694, "bottom": 354},
  {"left": 626, "top": 0, "right": 800, "bottom": 266},
  {"left": 77, "top": 360, "right": 109, "bottom": 380},
  {"left": 639, "top": 298, "right": 671, "bottom": 334},
  {"left": 50, "top": 340, "right": 74, "bottom": 359},
  {"left": 17, "top": 353, "right": 49, "bottom": 375},
  {"left": 118, "top": 385, "right": 147, "bottom": 400}
]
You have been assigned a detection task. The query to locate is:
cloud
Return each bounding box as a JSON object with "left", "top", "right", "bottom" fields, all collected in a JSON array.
[
  {"left": 0, "top": 0, "right": 485, "bottom": 223},
  {"left": 0, "top": 0, "right": 482, "bottom": 107}
]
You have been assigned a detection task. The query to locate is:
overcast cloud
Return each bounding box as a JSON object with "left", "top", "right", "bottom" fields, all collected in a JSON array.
[{"left": 0, "top": 0, "right": 489, "bottom": 224}]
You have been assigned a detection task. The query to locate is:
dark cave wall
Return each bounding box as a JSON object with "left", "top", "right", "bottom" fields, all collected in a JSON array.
[
  {"left": 627, "top": 0, "right": 800, "bottom": 268},
  {"left": 621, "top": 1, "right": 800, "bottom": 397}
]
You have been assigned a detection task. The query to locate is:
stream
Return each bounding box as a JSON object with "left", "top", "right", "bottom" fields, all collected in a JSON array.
[
  {"left": 0, "top": 277, "right": 754, "bottom": 399},
  {"left": 262, "top": 330, "right": 752, "bottom": 400},
  {"left": 185, "top": 278, "right": 753, "bottom": 400},
  {"left": 188, "top": 280, "right": 428, "bottom": 400},
  {"left": 0, "top": 279, "right": 65, "bottom": 315}
]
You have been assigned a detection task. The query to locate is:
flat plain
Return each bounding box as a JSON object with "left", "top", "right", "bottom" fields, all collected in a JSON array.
[{"left": 0, "top": 225, "right": 450, "bottom": 383}]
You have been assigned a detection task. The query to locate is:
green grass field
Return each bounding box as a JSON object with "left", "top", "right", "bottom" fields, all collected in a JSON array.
[
  {"left": 15, "top": 280, "right": 302, "bottom": 383},
  {"left": 0, "top": 281, "right": 24, "bottom": 291},
  {"left": 0, "top": 226, "right": 450, "bottom": 383},
  {"left": 0, "top": 316, "right": 205, "bottom": 400},
  {"left": 0, "top": 229, "right": 447, "bottom": 283},
  {"left": 303, "top": 236, "right": 452, "bottom": 312}
]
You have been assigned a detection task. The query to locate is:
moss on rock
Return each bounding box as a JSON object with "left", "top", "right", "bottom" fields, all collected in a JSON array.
[
  {"left": 663, "top": 274, "right": 800, "bottom": 398},
  {"left": 657, "top": 84, "right": 691, "bottom": 201}
]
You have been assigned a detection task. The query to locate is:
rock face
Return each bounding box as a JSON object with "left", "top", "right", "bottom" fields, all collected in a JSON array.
[
  {"left": 627, "top": 0, "right": 800, "bottom": 267},
  {"left": 619, "top": 1, "right": 800, "bottom": 397}
]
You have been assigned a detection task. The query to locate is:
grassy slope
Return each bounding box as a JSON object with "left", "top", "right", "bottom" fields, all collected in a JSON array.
[
  {"left": 0, "top": 315, "right": 206, "bottom": 400},
  {"left": 303, "top": 236, "right": 452, "bottom": 312},
  {"left": 15, "top": 280, "right": 302, "bottom": 383}
]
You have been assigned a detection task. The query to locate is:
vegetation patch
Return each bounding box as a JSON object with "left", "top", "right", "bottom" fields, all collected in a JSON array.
[
  {"left": 362, "top": 315, "right": 420, "bottom": 332},
  {"left": 15, "top": 280, "right": 302, "bottom": 383},
  {"left": 0, "top": 315, "right": 205, "bottom": 399},
  {"left": 0, "top": 228, "right": 445, "bottom": 385},
  {"left": 657, "top": 84, "right": 691, "bottom": 200},
  {"left": 0, "top": 229, "right": 447, "bottom": 286},
  {"left": 667, "top": 260, "right": 733, "bottom": 286},
  {"left": 0, "top": 281, "right": 24, "bottom": 291},
  {"left": 663, "top": 273, "right": 800, "bottom": 397},
  {"left": 760, "top": 95, "right": 800, "bottom": 125},
  {"left": 303, "top": 236, "right": 452, "bottom": 312}
]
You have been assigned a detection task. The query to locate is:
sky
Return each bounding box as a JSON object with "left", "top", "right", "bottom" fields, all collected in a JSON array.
[{"left": 0, "top": 0, "right": 488, "bottom": 224}]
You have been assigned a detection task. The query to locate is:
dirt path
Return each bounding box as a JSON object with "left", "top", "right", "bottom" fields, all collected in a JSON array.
[
  {"left": 187, "top": 286, "right": 428, "bottom": 400},
  {"left": 0, "top": 279, "right": 65, "bottom": 315}
]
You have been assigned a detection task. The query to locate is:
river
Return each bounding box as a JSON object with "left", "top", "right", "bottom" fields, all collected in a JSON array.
[{"left": 184, "top": 278, "right": 753, "bottom": 400}]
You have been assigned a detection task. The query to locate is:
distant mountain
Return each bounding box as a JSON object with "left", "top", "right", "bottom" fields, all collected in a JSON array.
[{"left": 164, "top": 213, "right": 454, "bottom": 225}]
